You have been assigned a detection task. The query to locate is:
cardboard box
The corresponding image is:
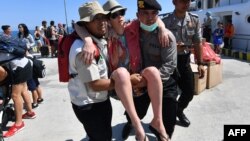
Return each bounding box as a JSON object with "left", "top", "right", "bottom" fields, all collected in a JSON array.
[
  {"left": 190, "top": 63, "right": 208, "bottom": 95},
  {"left": 206, "top": 62, "right": 223, "bottom": 89}
]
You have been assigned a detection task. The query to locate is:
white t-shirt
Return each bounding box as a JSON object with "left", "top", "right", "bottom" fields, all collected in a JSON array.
[
  {"left": 68, "top": 39, "right": 108, "bottom": 106},
  {"left": 11, "top": 57, "right": 29, "bottom": 70}
]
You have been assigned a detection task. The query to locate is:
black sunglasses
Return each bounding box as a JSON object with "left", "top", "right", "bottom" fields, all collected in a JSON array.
[{"left": 110, "top": 10, "right": 125, "bottom": 19}]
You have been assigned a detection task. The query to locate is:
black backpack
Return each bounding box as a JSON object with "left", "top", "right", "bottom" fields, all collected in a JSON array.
[
  {"left": 31, "top": 57, "right": 46, "bottom": 78},
  {"left": 46, "top": 26, "right": 52, "bottom": 38}
]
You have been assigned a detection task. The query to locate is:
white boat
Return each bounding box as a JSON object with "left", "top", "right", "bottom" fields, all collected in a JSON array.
[{"left": 189, "top": 0, "right": 250, "bottom": 54}]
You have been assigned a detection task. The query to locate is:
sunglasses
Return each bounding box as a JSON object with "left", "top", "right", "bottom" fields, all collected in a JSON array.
[{"left": 110, "top": 10, "right": 125, "bottom": 19}]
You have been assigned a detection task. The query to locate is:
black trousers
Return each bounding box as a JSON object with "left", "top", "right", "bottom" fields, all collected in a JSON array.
[
  {"left": 177, "top": 53, "right": 194, "bottom": 112},
  {"left": 72, "top": 99, "right": 112, "bottom": 141},
  {"left": 202, "top": 26, "right": 211, "bottom": 42},
  {"left": 125, "top": 76, "right": 178, "bottom": 138},
  {"left": 224, "top": 37, "right": 232, "bottom": 49}
]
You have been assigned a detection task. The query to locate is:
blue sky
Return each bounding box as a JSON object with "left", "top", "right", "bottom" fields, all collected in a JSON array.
[{"left": 0, "top": 0, "right": 174, "bottom": 31}]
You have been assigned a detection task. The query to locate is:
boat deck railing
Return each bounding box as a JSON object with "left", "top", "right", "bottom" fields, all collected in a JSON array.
[{"left": 232, "top": 34, "right": 250, "bottom": 53}]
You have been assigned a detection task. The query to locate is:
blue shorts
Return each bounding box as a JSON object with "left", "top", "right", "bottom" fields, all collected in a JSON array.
[{"left": 27, "top": 77, "right": 40, "bottom": 91}]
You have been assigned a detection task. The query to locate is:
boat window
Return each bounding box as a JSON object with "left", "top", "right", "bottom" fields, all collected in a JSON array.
[
  {"left": 248, "top": 17, "right": 250, "bottom": 23},
  {"left": 197, "top": 0, "right": 202, "bottom": 9},
  {"left": 247, "top": 16, "right": 250, "bottom": 23}
]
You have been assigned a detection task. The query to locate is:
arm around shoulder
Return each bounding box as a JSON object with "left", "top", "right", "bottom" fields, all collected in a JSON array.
[{"left": 74, "top": 23, "right": 96, "bottom": 65}]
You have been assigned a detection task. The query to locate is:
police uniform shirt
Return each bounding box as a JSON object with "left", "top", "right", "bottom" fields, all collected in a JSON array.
[
  {"left": 68, "top": 39, "right": 108, "bottom": 106},
  {"left": 163, "top": 11, "right": 202, "bottom": 47},
  {"left": 140, "top": 28, "right": 177, "bottom": 82}
]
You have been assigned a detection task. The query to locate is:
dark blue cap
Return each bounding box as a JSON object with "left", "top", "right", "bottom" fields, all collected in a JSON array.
[{"left": 138, "top": 0, "right": 162, "bottom": 11}]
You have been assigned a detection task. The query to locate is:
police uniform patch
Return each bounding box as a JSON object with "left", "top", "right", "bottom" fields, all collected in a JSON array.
[
  {"left": 188, "top": 12, "right": 199, "bottom": 18},
  {"left": 138, "top": 0, "right": 145, "bottom": 8}
]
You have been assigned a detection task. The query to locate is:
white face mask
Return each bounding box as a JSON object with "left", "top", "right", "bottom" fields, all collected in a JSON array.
[{"left": 140, "top": 22, "right": 158, "bottom": 32}]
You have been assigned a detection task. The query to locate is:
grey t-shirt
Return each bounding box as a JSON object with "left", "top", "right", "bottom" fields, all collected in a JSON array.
[{"left": 140, "top": 28, "right": 177, "bottom": 82}]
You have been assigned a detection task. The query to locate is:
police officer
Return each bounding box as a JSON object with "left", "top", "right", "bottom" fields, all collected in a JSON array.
[
  {"left": 203, "top": 11, "right": 213, "bottom": 42},
  {"left": 122, "top": 0, "right": 178, "bottom": 140},
  {"left": 163, "top": 0, "right": 205, "bottom": 127}
]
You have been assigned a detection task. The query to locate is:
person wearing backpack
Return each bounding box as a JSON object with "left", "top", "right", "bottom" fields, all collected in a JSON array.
[
  {"left": 1, "top": 25, "right": 35, "bottom": 138},
  {"left": 18, "top": 23, "right": 44, "bottom": 109},
  {"left": 47, "top": 21, "right": 61, "bottom": 57},
  {"left": 26, "top": 55, "right": 44, "bottom": 109},
  {"left": 17, "top": 23, "right": 38, "bottom": 115}
]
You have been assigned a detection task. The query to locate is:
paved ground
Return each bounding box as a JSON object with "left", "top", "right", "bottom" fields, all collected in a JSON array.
[{"left": 3, "top": 55, "right": 250, "bottom": 141}]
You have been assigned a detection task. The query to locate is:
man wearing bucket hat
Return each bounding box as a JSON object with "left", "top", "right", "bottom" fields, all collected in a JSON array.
[
  {"left": 68, "top": 1, "right": 113, "bottom": 140},
  {"left": 69, "top": 1, "right": 151, "bottom": 141},
  {"left": 163, "top": 0, "right": 205, "bottom": 127}
]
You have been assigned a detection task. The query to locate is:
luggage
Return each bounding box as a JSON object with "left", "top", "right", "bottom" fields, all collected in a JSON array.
[{"left": 40, "top": 45, "right": 49, "bottom": 57}]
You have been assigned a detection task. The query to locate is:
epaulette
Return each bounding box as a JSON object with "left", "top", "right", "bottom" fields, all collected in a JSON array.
[
  {"left": 161, "top": 12, "right": 172, "bottom": 19},
  {"left": 188, "top": 12, "right": 199, "bottom": 18}
]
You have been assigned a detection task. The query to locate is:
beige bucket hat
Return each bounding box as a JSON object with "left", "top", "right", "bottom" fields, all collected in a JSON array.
[
  {"left": 77, "top": 1, "right": 109, "bottom": 23},
  {"left": 103, "top": 0, "right": 127, "bottom": 14}
]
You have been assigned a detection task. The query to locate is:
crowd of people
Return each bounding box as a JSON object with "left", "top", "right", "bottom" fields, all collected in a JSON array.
[
  {"left": 0, "top": 19, "right": 69, "bottom": 138},
  {"left": 0, "top": 17, "right": 68, "bottom": 138},
  {"left": 202, "top": 12, "right": 235, "bottom": 55},
  {"left": 0, "top": 24, "right": 45, "bottom": 138},
  {"left": 34, "top": 20, "right": 68, "bottom": 57},
  {"left": 0, "top": 0, "right": 236, "bottom": 140}
]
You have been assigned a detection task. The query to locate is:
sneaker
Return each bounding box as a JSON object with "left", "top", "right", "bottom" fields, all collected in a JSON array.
[
  {"left": 3, "top": 121, "right": 25, "bottom": 138},
  {"left": 22, "top": 112, "right": 36, "bottom": 119},
  {"left": 32, "top": 103, "right": 39, "bottom": 109},
  {"left": 37, "top": 98, "right": 44, "bottom": 104}
]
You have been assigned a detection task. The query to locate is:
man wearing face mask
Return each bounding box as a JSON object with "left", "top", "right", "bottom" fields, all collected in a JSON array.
[
  {"left": 122, "top": 0, "right": 178, "bottom": 140},
  {"left": 163, "top": 0, "right": 205, "bottom": 127}
]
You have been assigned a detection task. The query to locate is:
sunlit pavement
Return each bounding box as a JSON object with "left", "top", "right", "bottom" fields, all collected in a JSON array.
[{"left": 4, "top": 55, "right": 250, "bottom": 141}]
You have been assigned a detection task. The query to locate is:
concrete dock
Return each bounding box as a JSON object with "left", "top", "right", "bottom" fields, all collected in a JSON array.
[{"left": 4, "top": 56, "right": 250, "bottom": 141}]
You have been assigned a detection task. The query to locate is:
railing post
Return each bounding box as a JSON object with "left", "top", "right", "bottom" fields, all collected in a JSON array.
[{"left": 64, "top": 0, "right": 69, "bottom": 34}]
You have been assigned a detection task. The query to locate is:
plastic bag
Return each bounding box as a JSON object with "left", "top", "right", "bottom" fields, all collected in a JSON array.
[{"left": 202, "top": 42, "right": 221, "bottom": 64}]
